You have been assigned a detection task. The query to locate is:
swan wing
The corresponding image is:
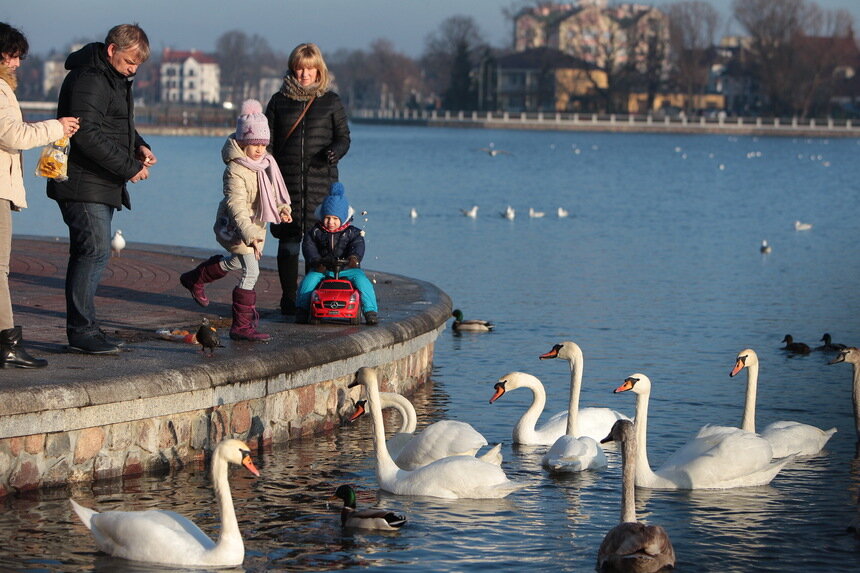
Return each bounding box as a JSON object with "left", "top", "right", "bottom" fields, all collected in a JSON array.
[
  {"left": 87, "top": 509, "right": 213, "bottom": 564},
  {"left": 386, "top": 456, "right": 525, "bottom": 499},
  {"left": 577, "top": 407, "right": 631, "bottom": 442},
  {"left": 478, "top": 443, "right": 503, "bottom": 465},
  {"left": 386, "top": 432, "right": 414, "bottom": 460},
  {"left": 395, "top": 420, "right": 487, "bottom": 469},
  {"left": 542, "top": 435, "right": 607, "bottom": 472},
  {"left": 657, "top": 425, "right": 783, "bottom": 488},
  {"left": 761, "top": 420, "right": 837, "bottom": 457}
]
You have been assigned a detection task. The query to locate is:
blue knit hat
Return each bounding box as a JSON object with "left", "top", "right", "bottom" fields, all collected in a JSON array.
[{"left": 321, "top": 182, "right": 350, "bottom": 223}]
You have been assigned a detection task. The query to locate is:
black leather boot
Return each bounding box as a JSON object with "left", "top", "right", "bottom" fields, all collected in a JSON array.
[{"left": 0, "top": 326, "right": 48, "bottom": 368}]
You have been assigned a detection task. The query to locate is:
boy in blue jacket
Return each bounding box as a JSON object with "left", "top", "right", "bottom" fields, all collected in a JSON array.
[{"left": 295, "top": 182, "right": 378, "bottom": 325}]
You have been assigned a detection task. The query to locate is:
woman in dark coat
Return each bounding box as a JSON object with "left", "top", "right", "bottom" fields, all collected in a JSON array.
[{"left": 266, "top": 43, "right": 350, "bottom": 315}]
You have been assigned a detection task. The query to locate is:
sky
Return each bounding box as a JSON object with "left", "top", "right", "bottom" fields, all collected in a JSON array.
[{"left": 3, "top": 0, "right": 860, "bottom": 59}]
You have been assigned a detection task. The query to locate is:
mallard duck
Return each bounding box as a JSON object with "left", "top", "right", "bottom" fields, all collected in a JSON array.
[
  {"left": 781, "top": 334, "right": 810, "bottom": 354},
  {"left": 815, "top": 333, "right": 846, "bottom": 353},
  {"left": 332, "top": 485, "right": 406, "bottom": 531},
  {"left": 451, "top": 309, "right": 494, "bottom": 332}
]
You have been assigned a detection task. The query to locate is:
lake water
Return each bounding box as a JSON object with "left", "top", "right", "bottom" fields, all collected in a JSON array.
[{"left": 5, "top": 125, "right": 860, "bottom": 571}]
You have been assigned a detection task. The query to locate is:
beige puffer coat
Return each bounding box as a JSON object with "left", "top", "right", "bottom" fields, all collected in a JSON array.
[
  {"left": 213, "top": 135, "right": 291, "bottom": 255},
  {"left": 0, "top": 73, "right": 64, "bottom": 210}
]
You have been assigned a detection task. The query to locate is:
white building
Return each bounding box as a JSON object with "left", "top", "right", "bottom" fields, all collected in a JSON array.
[{"left": 160, "top": 49, "right": 220, "bottom": 104}]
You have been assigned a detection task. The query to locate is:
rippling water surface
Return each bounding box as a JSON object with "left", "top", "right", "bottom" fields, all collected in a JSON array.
[{"left": 6, "top": 126, "right": 860, "bottom": 571}]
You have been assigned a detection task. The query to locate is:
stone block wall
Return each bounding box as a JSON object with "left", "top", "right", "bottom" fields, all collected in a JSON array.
[{"left": 0, "top": 344, "right": 434, "bottom": 496}]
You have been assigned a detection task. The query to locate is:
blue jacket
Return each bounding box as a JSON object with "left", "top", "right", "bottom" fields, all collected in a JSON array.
[{"left": 302, "top": 222, "right": 364, "bottom": 268}]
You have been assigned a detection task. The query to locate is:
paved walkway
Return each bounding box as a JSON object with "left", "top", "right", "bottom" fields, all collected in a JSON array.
[{"left": 3, "top": 236, "right": 448, "bottom": 394}]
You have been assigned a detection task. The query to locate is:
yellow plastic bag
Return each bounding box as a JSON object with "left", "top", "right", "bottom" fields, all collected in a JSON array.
[{"left": 35, "top": 137, "right": 70, "bottom": 181}]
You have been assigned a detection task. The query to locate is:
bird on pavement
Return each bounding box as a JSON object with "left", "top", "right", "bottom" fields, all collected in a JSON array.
[
  {"left": 196, "top": 317, "right": 222, "bottom": 355},
  {"left": 111, "top": 230, "right": 126, "bottom": 257}
]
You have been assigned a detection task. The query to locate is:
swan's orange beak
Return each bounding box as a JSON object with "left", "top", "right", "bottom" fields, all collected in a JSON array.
[
  {"left": 241, "top": 453, "right": 260, "bottom": 477},
  {"left": 613, "top": 379, "right": 634, "bottom": 393},
  {"left": 539, "top": 345, "right": 560, "bottom": 360},
  {"left": 489, "top": 381, "right": 506, "bottom": 404},
  {"left": 349, "top": 401, "right": 366, "bottom": 422},
  {"left": 730, "top": 358, "right": 745, "bottom": 377}
]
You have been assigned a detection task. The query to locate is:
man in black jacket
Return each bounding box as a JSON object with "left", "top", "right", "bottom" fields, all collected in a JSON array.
[{"left": 48, "top": 24, "right": 156, "bottom": 354}]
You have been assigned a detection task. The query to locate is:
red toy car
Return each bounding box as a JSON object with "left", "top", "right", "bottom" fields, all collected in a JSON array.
[{"left": 308, "top": 259, "right": 362, "bottom": 325}]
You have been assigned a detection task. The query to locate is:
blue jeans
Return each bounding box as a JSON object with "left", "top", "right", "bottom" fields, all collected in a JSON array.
[
  {"left": 58, "top": 201, "right": 114, "bottom": 338},
  {"left": 296, "top": 268, "right": 378, "bottom": 313}
]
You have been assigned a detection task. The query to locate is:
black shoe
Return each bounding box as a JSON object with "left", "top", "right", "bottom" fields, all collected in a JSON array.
[
  {"left": 99, "top": 328, "right": 126, "bottom": 348},
  {"left": 295, "top": 308, "right": 309, "bottom": 324},
  {"left": 280, "top": 298, "right": 297, "bottom": 316},
  {"left": 67, "top": 332, "right": 120, "bottom": 355},
  {"left": 364, "top": 311, "right": 379, "bottom": 326}
]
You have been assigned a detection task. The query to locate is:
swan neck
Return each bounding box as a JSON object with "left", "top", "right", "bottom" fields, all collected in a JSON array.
[
  {"left": 566, "top": 359, "right": 583, "bottom": 436},
  {"left": 212, "top": 451, "right": 242, "bottom": 550},
  {"left": 366, "top": 377, "right": 400, "bottom": 476},
  {"left": 741, "top": 363, "right": 758, "bottom": 433},
  {"left": 633, "top": 390, "right": 657, "bottom": 485},
  {"left": 620, "top": 431, "right": 637, "bottom": 523},
  {"left": 519, "top": 377, "right": 547, "bottom": 432},
  {"left": 852, "top": 362, "right": 860, "bottom": 438},
  {"left": 384, "top": 393, "right": 417, "bottom": 434}
]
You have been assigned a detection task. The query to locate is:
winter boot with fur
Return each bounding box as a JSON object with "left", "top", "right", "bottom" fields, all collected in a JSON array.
[
  {"left": 180, "top": 255, "right": 228, "bottom": 307},
  {"left": 229, "top": 287, "right": 271, "bottom": 341}
]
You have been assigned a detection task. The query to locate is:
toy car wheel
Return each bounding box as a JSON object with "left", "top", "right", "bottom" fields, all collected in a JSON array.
[{"left": 349, "top": 315, "right": 360, "bottom": 326}]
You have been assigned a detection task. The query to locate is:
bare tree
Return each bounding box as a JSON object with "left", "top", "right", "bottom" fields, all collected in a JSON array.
[
  {"left": 667, "top": 1, "right": 720, "bottom": 112},
  {"left": 329, "top": 41, "right": 422, "bottom": 110},
  {"left": 734, "top": 0, "right": 857, "bottom": 117},
  {"left": 421, "top": 16, "right": 488, "bottom": 110},
  {"left": 216, "top": 30, "right": 276, "bottom": 103}
]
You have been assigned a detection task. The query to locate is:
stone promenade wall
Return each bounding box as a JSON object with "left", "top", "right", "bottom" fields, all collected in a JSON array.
[{"left": 0, "top": 324, "right": 444, "bottom": 496}]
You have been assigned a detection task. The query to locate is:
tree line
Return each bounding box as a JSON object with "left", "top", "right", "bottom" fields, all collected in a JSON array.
[{"left": 16, "top": 0, "right": 859, "bottom": 119}]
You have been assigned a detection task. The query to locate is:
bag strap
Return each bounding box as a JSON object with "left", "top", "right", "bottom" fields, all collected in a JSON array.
[{"left": 286, "top": 96, "right": 316, "bottom": 139}]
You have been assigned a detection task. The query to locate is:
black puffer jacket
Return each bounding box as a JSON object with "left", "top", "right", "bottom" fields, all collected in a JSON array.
[
  {"left": 47, "top": 42, "right": 148, "bottom": 210},
  {"left": 266, "top": 90, "right": 350, "bottom": 242}
]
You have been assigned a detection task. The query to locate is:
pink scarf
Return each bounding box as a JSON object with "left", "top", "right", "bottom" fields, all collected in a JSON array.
[{"left": 234, "top": 154, "right": 290, "bottom": 224}]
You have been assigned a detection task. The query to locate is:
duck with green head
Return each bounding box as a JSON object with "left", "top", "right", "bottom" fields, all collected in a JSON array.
[
  {"left": 332, "top": 485, "right": 406, "bottom": 530},
  {"left": 451, "top": 309, "right": 494, "bottom": 332}
]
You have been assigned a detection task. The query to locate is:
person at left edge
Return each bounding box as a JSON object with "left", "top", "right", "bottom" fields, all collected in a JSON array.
[
  {"left": 47, "top": 23, "right": 156, "bottom": 355},
  {"left": 0, "top": 22, "right": 79, "bottom": 368}
]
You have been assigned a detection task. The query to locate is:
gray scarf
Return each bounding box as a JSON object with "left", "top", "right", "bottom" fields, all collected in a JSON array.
[{"left": 280, "top": 74, "right": 327, "bottom": 101}]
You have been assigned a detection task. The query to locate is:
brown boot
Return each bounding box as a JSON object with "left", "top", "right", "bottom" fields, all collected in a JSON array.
[{"left": 180, "top": 255, "right": 228, "bottom": 307}]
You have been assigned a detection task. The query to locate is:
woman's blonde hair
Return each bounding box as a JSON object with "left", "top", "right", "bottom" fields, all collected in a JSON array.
[{"left": 288, "top": 43, "right": 330, "bottom": 91}]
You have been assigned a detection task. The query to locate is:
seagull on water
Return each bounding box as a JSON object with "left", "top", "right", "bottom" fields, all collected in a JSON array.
[
  {"left": 111, "top": 229, "right": 126, "bottom": 257},
  {"left": 501, "top": 205, "right": 515, "bottom": 220},
  {"left": 461, "top": 205, "right": 479, "bottom": 218},
  {"left": 794, "top": 220, "right": 813, "bottom": 231},
  {"left": 479, "top": 143, "right": 512, "bottom": 157},
  {"left": 528, "top": 207, "right": 545, "bottom": 218},
  {"left": 760, "top": 240, "right": 772, "bottom": 254},
  {"left": 410, "top": 208, "right": 418, "bottom": 219},
  {"left": 557, "top": 207, "right": 569, "bottom": 218}
]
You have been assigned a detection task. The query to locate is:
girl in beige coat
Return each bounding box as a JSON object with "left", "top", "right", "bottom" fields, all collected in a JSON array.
[
  {"left": 180, "top": 99, "right": 291, "bottom": 341},
  {"left": 0, "top": 22, "right": 79, "bottom": 368}
]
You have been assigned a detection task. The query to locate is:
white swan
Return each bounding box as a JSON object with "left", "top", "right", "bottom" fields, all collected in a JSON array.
[
  {"left": 829, "top": 347, "right": 860, "bottom": 452},
  {"left": 490, "top": 372, "right": 567, "bottom": 445},
  {"left": 540, "top": 341, "right": 631, "bottom": 440},
  {"left": 70, "top": 439, "right": 259, "bottom": 567},
  {"left": 350, "top": 367, "right": 525, "bottom": 499},
  {"left": 539, "top": 342, "right": 610, "bottom": 472},
  {"left": 730, "top": 348, "right": 836, "bottom": 457},
  {"left": 613, "top": 373, "right": 793, "bottom": 489},
  {"left": 597, "top": 420, "right": 676, "bottom": 572},
  {"left": 350, "top": 391, "right": 502, "bottom": 469}
]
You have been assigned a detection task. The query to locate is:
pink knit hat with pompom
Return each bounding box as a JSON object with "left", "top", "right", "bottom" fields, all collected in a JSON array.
[{"left": 235, "top": 99, "right": 270, "bottom": 145}]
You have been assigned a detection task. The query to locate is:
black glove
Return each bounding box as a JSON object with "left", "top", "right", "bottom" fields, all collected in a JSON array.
[
  {"left": 346, "top": 255, "right": 360, "bottom": 269},
  {"left": 314, "top": 261, "right": 328, "bottom": 273},
  {"left": 326, "top": 148, "right": 338, "bottom": 165}
]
